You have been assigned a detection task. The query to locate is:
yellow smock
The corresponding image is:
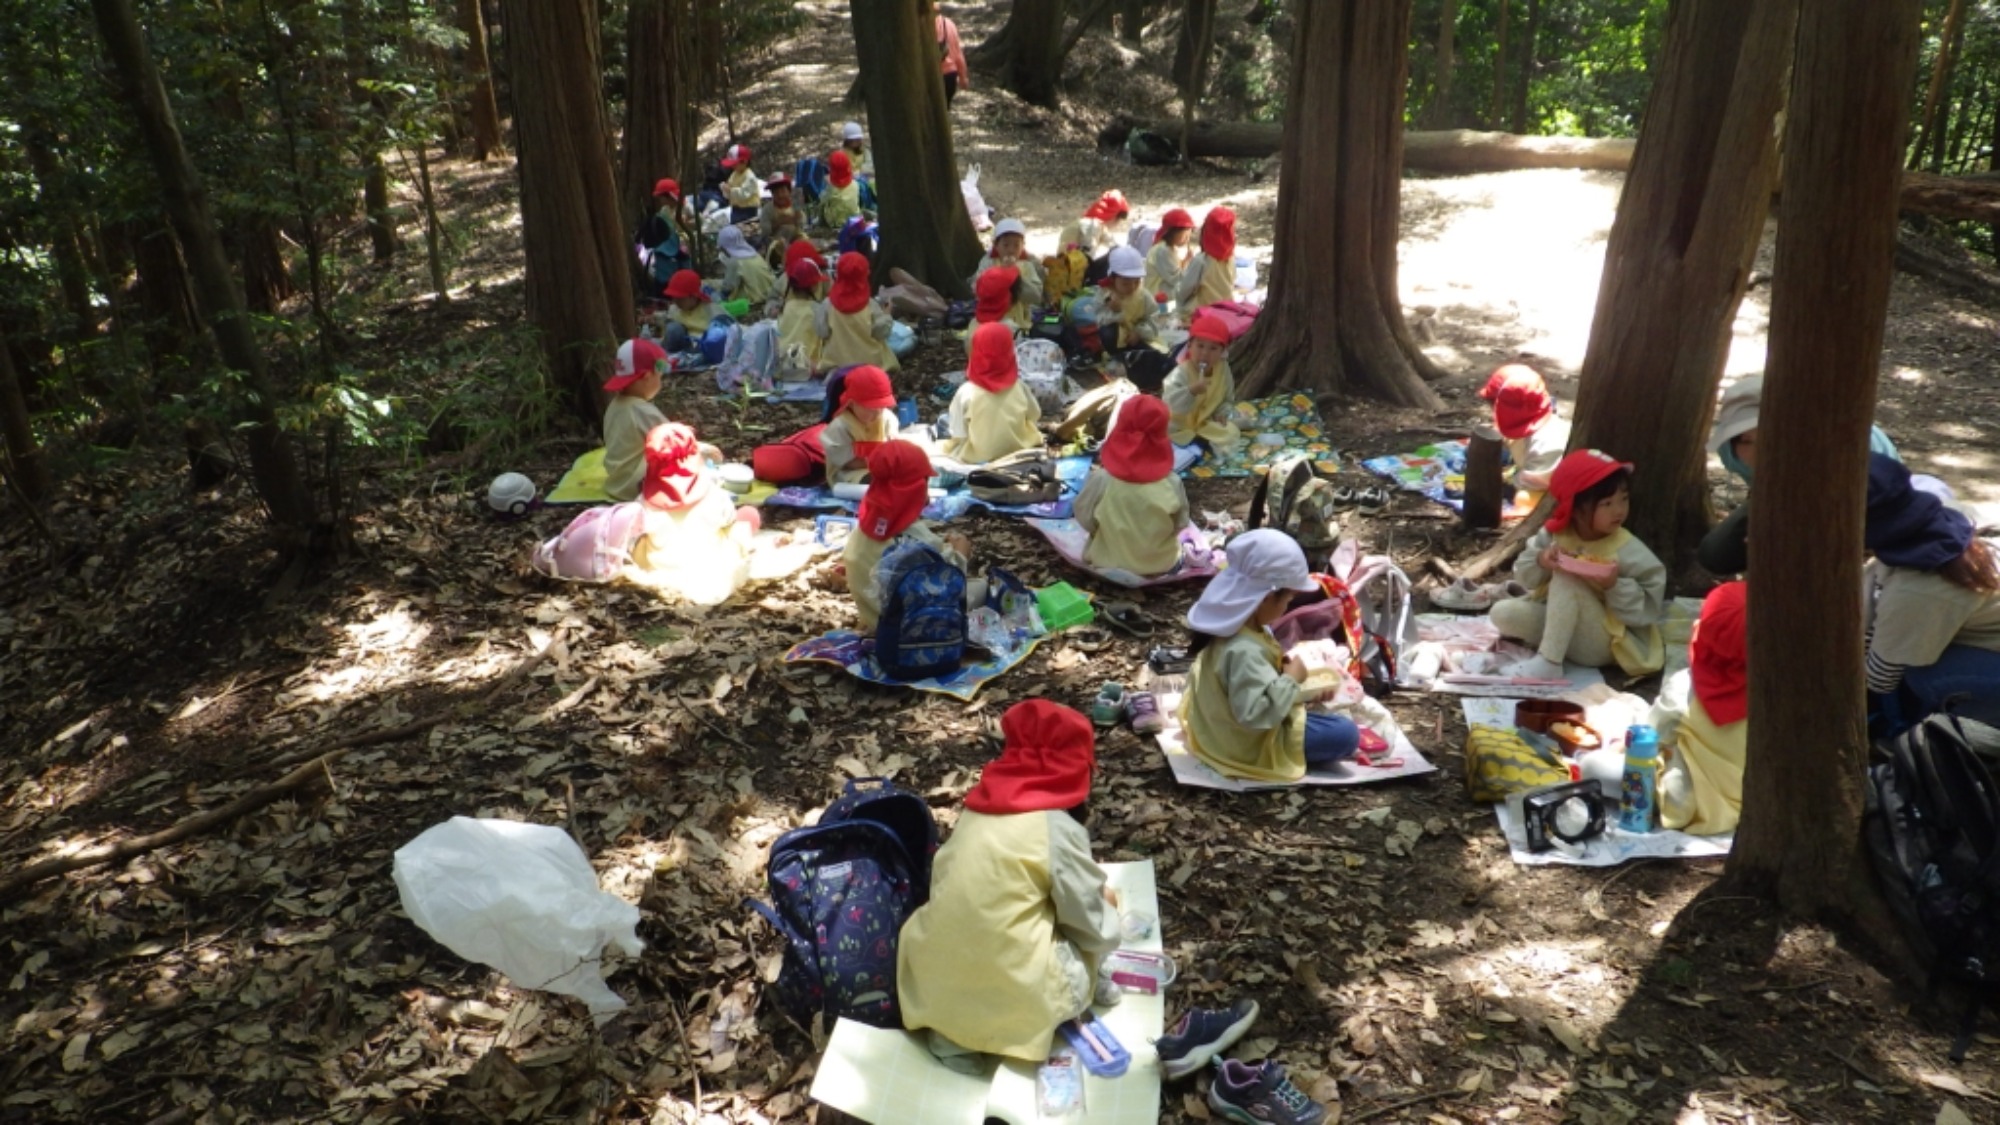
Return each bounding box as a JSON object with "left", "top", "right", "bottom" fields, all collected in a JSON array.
[
  {"left": 776, "top": 295, "right": 821, "bottom": 371},
  {"left": 1658, "top": 695, "right": 1745, "bottom": 836},
  {"left": 601, "top": 394, "right": 668, "bottom": 502},
  {"left": 819, "top": 304, "right": 899, "bottom": 372},
  {"left": 843, "top": 522, "right": 963, "bottom": 630},
  {"left": 1073, "top": 468, "right": 1188, "bottom": 576},
  {"left": 939, "top": 381, "right": 1042, "bottom": 465},
  {"left": 1162, "top": 357, "right": 1241, "bottom": 449},
  {"left": 820, "top": 180, "right": 863, "bottom": 231},
  {"left": 624, "top": 490, "right": 750, "bottom": 606},
  {"left": 1514, "top": 526, "right": 1668, "bottom": 676},
  {"left": 1180, "top": 253, "right": 1234, "bottom": 313},
  {"left": 1179, "top": 628, "right": 1307, "bottom": 783}
]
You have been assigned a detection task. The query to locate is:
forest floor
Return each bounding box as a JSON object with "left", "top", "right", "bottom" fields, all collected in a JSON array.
[{"left": 6, "top": 3, "right": 2000, "bottom": 1124}]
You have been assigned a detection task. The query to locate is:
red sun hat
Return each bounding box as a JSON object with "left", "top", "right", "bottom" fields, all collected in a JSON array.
[
  {"left": 1689, "top": 581, "right": 1748, "bottom": 726},
  {"left": 828, "top": 150, "right": 855, "bottom": 189},
  {"left": 1200, "top": 206, "right": 1236, "bottom": 261},
  {"left": 1544, "top": 449, "right": 1634, "bottom": 533},
  {"left": 1083, "top": 189, "right": 1131, "bottom": 222},
  {"left": 856, "top": 440, "right": 932, "bottom": 542},
  {"left": 605, "top": 337, "right": 667, "bottom": 393},
  {"left": 840, "top": 365, "right": 897, "bottom": 412},
  {"left": 722, "top": 143, "right": 752, "bottom": 169},
  {"left": 975, "top": 266, "right": 1020, "bottom": 323},
  {"left": 784, "top": 239, "right": 822, "bottom": 273},
  {"left": 766, "top": 173, "right": 792, "bottom": 189},
  {"left": 1154, "top": 207, "right": 1195, "bottom": 243},
  {"left": 828, "top": 251, "right": 872, "bottom": 315},
  {"left": 1479, "top": 364, "right": 1554, "bottom": 440},
  {"left": 787, "top": 257, "right": 826, "bottom": 290},
  {"left": 1188, "top": 309, "right": 1231, "bottom": 346},
  {"left": 641, "top": 422, "right": 713, "bottom": 511},
  {"left": 663, "top": 269, "right": 705, "bottom": 301},
  {"left": 964, "top": 700, "right": 1097, "bottom": 815},
  {"left": 966, "top": 323, "right": 1020, "bottom": 394},
  {"left": 1100, "top": 395, "right": 1174, "bottom": 483},
  {"left": 651, "top": 177, "right": 681, "bottom": 200}
]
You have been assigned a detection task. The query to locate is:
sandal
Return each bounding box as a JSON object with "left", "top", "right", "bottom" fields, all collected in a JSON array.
[
  {"left": 1147, "top": 645, "right": 1191, "bottom": 676},
  {"left": 1067, "top": 626, "right": 1113, "bottom": 654},
  {"left": 1355, "top": 484, "right": 1392, "bottom": 513},
  {"left": 1101, "top": 601, "right": 1154, "bottom": 638}
]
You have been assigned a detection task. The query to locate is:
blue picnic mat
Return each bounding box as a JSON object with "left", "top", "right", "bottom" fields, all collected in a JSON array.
[
  {"left": 783, "top": 630, "right": 1047, "bottom": 700},
  {"left": 1362, "top": 440, "right": 1468, "bottom": 510},
  {"left": 1179, "top": 393, "right": 1340, "bottom": 480}
]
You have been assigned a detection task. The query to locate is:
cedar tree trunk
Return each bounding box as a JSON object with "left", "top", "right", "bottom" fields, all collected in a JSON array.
[
  {"left": 0, "top": 335, "right": 48, "bottom": 503},
  {"left": 1424, "top": 0, "right": 1458, "bottom": 128},
  {"left": 1490, "top": 0, "right": 1509, "bottom": 128},
  {"left": 620, "top": 0, "right": 695, "bottom": 234},
  {"left": 1912, "top": 0, "right": 1967, "bottom": 172},
  {"left": 1232, "top": 1, "right": 1443, "bottom": 408},
  {"left": 459, "top": 0, "right": 504, "bottom": 160},
  {"left": 1728, "top": 0, "right": 1924, "bottom": 920},
  {"left": 852, "top": 0, "right": 985, "bottom": 294},
  {"left": 504, "top": 0, "right": 636, "bottom": 424},
  {"left": 90, "top": 0, "right": 317, "bottom": 536},
  {"left": 364, "top": 151, "right": 398, "bottom": 262},
  {"left": 1510, "top": 0, "right": 1540, "bottom": 133},
  {"left": 1172, "top": 0, "right": 1217, "bottom": 89},
  {"left": 1567, "top": 0, "right": 1799, "bottom": 571},
  {"left": 973, "top": 0, "right": 1067, "bottom": 109}
]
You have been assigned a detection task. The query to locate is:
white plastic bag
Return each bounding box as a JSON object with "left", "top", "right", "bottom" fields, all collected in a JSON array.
[
  {"left": 393, "top": 816, "right": 644, "bottom": 1023},
  {"left": 961, "top": 163, "right": 992, "bottom": 232}
]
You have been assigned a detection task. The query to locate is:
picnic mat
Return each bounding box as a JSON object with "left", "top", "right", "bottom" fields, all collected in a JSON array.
[
  {"left": 1361, "top": 440, "right": 1468, "bottom": 508},
  {"left": 1151, "top": 679, "right": 1436, "bottom": 791},
  {"left": 1024, "top": 519, "right": 1220, "bottom": 589},
  {"left": 1461, "top": 695, "right": 1732, "bottom": 867},
  {"left": 811, "top": 861, "right": 1163, "bottom": 1125},
  {"left": 545, "top": 447, "right": 778, "bottom": 507},
  {"left": 1180, "top": 393, "right": 1339, "bottom": 480},
  {"left": 784, "top": 630, "right": 1049, "bottom": 701},
  {"left": 766, "top": 455, "right": 1093, "bottom": 522}
]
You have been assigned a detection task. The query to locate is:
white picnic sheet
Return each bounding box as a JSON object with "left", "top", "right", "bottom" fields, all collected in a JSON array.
[
  {"left": 1461, "top": 695, "right": 1733, "bottom": 867},
  {"left": 1152, "top": 679, "right": 1436, "bottom": 792},
  {"left": 810, "top": 861, "right": 1164, "bottom": 1125}
]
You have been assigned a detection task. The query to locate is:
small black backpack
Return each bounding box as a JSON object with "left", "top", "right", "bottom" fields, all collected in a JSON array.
[{"left": 1864, "top": 710, "right": 2000, "bottom": 1059}]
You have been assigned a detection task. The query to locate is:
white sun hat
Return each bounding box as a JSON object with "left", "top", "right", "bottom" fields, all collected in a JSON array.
[
  {"left": 1107, "top": 245, "right": 1146, "bottom": 279},
  {"left": 841, "top": 121, "right": 866, "bottom": 141},
  {"left": 993, "top": 218, "right": 1027, "bottom": 241},
  {"left": 1187, "top": 530, "right": 1319, "bottom": 635}
]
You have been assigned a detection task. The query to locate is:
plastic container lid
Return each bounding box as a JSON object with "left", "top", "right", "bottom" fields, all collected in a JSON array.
[{"left": 1035, "top": 583, "right": 1095, "bottom": 631}]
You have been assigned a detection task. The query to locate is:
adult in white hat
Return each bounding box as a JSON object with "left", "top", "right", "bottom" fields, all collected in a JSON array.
[
  {"left": 839, "top": 122, "right": 874, "bottom": 181},
  {"left": 1179, "top": 530, "right": 1359, "bottom": 783},
  {"left": 1091, "top": 244, "right": 1167, "bottom": 351},
  {"left": 973, "top": 217, "right": 1045, "bottom": 312}
]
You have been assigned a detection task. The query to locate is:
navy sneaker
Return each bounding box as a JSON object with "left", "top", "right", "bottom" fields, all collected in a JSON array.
[
  {"left": 1155, "top": 999, "right": 1259, "bottom": 1080},
  {"left": 1206, "top": 1058, "right": 1328, "bottom": 1125}
]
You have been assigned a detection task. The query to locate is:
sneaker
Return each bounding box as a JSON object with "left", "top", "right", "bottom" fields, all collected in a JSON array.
[
  {"left": 1155, "top": 999, "right": 1259, "bottom": 1080},
  {"left": 1091, "top": 682, "right": 1126, "bottom": 728},
  {"left": 1206, "top": 1058, "right": 1328, "bottom": 1125},
  {"left": 1430, "top": 577, "right": 1493, "bottom": 612},
  {"left": 1125, "top": 690, "right": 1166, "bottom": 736},
  {"left": 1506, "top": 654, "right": 1568, "bottom": 682}
]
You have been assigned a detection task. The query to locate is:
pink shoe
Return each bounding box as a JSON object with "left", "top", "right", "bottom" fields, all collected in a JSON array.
[{"left": 1125, "top": 690, "right": 1166, "bottom": 735}]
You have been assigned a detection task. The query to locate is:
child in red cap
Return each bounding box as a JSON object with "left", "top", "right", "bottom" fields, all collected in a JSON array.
[
  {"left": 820, "top": 150, "right": 866, "bottom": 231},
  {"left": 814, "top": 252, "right": 897, "bottom": 372},
  {"left": 1654, "top": 581, "right": 1748, "bottom": 835},
  {"left": 654, "top": 269, "right": 720, "bottom": 353},
  {"left": 1145, "top": 207, "right": 1196, "bottom": 296},
  {"left": 938, "top": 323, "right": 1044, "bottom": 465},
  {"left": 758, "top": 175, "right": 804, "bottom": 249},
  {"left": 1478, "top": 363, "right": 1572, "bottom": 506},
  {"left": 1074, "top": 395, "right": 1192, "bottom": 577},
  {"left": 625, "top": 423, "right": 758, "bottom": 605},
  {"left": 970, "top": 265, "right": 1027, "bottom": 345},
  {"left": 771, "top": 252, "right": 826, "bottom": 375},
  {"left": 1490, "top": 449, "right": 1666, "bottom": 681},
  {"left": 843, "top": 441, "right": 970, "bottom": 629},
  {"left": 818, "top": 365, "right": 905, "bottom": 486},
  {"left": 1174, "top": 206, "right": 1237, "bottom": 315},
  {"left": 720, "top": 143, "right": 760, "bottom": 225},
  {"left": 601, "top": 338, "right": 720, "bottom": 502},
  {"left": 636, "top": 177, "right": 692, "bottom": 284},
  {"left": 1163, "top": 310, "right": 1240, "bottom": 451},
  {"left": 974, "top": 219, "right": 1045, "bottom": 325},
  {"left": 1058, "top": 188, "right": 1132, "bottom": 260}
]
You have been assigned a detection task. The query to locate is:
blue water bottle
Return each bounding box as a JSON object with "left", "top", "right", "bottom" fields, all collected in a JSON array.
[
  {"left": 1618, "top": 724, "right": 1660, "bottom": 833},
  {"left": 896, "top": 398, "right": 920, "bottom": 428}
]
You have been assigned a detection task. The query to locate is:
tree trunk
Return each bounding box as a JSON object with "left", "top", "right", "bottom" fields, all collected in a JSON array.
[
  {"left": 0, "top": 334, "right": 49, "bottom": 504},
  {"left": 1490, "top": 0, "right": 1509, "bottom": 129},
  {"left": 88, "top": 0, "right": 317, "bottom": 536},
  {"left": 364, "top": 150, "right": 397, "bottom": 263},
  {"left": 503, "top": 0, "right": 635, "bottom": 425},
  {"left": 1912, "top": 0, "right": 1967, "bottom": 172},
  {"left": 1232, "top": 1, "right": 1444, "bottom": 408},
  {"left": 1119, "top": 0, "right": 1147, "bottom": 44},
  {"left": 1510, "top": 0, "right": 1541, "bottom": 134},
  {"left": 852, "top": 0, "right": 986, "bottom": 295},
  {"left": 1895, "top": 169, "right": 2000, "bottom": 223},
  {"left": 21, "top": 140, "right": 96, "bottom": 336},
  {"left": 974, "top": 0, "right": 1068, "bottom": 108},
  {"left": 127, "top": 220, "right": 203, "bottom": 383},
  {"left": 459, "top": 0, "right": 504, "bottom": 160},
  {"left": 620, "top": 0, "right": 694, "bottom": 235},
  {"left": 1729, "top": 0, "right": 1924, "bottom": 926},
  {"left": 1991, "top": 69, "right": 2000, "bottom": 255},
  {"left": 1150, "top": 121, "right": 1636, "bottom": 167},
  {"left": 1567, "top": 0, "right": 1799, "bottom": 570},
  {"left": 1424, "top": 0, "right": 1458, "bottom": 128},
  {"left": 232, "top": 220, "right": 294, "bottom": 315},
  {"left": 1171, "top": 0, "right": 1217, "bottom": 89}
]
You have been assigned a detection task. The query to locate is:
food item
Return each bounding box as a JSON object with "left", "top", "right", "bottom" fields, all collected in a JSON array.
[{"left": 1549, "top": 720, "right": 1600, "bottom": 749}]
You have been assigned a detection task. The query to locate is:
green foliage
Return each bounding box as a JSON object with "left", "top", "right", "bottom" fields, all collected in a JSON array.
[{"left": 1406, "top": 0, "right": 1668, "bottom": 136}]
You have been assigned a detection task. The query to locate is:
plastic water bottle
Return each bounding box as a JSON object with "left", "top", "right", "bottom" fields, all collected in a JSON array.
[
  {"left": 1618, "top": 725, "right": 1660, "bottom": 833},
  {"left": 896, "top": 398, "right": 920, "bottom": 428}
]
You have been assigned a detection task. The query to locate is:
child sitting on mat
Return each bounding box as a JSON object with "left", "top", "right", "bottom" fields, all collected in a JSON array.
[
  {"left": 1179, "top": 529, "right": 1360, "bottom": 782},
  {"left": 1091, "top": 246, "right": 1166, "bottom": 352},
  {"left": 1074, "top": 395, "right": 1191, "bottom": 577},
  {"left": 938, "top": 323, "right": 1044, "bottom": 466},
  {"left": 1654, "top": 581, "right": 1747, "bottom": 836},
  {"left": 844, "top": 441, "right": 970, "bottom": 630},
  {"left": 820, "top": 365, "right": 905, "bottom": 486},
  {"left": 971, "top": 265, "right": 1026, "bottom": 344},
  {"left": 1145, "top": 208, "right": 1196, "bottom": 297},
  {"left": 759, "top": 175, "right": 804, "bottom": 251},
  {"left": 1491, "top": 449, "right": 1667, "bottom": 681},
  {"left": 622, "top": 423, "right": 759, "bottom": 606},
  {"left": 656, "top": 270, "right": 720, "bottom": 353},
  {"left": 1163, "top": 310, "right": 1241, "bottom": 451},
  {"left": 714, "top": 226, "right": 775, "bottom": 305},
  {"left": 974, "top": 219, "right": 1044, "bottom": 329},
  {"left": 819, "top": 150, "right": 866, "bottom": 232},
  {"left": 1479, "top": 363, "right": 1571, "bottom": 504},
  {"left": 1175, "top": 206, "right": 1237, "bottom": 315},
  {"left": 815, "top": 251, "right": 898, "bottom": 372},
  {"left": 720, "top": 144, "right": 760, "bottom": 225},
  {"left": 772, "top": 254, "right": 825, "bottom": 374},
  {"left": 602, "top": 338, "right": 720, "bottom": 502}
]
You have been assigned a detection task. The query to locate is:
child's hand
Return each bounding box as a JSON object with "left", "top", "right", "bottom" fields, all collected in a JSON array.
[
  {"left": 945, "top": 532, "right": 973, "bottom": 560},
  {"left": 1588, "top": 569, "right": 1620, "bottom": 592},
  {"left": 1537, "top": 543, "right": 1563, "bottom": 572},
  {"left": 1282, "top": 654, "right": 1310, "bottom": 683},
  {"left": 1101, "top": 885, "right": 1120, "bottom": 908}
]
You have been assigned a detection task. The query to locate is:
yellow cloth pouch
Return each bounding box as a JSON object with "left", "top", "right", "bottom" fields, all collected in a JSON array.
[{"left": 1464, "top": 725, "right": 1571, "bottom": 803}]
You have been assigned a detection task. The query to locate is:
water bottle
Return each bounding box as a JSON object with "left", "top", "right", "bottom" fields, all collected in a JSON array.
[
  {"left": 895, "top": 398, "right": 920, "bottom": 428},
  {"left": 1618, "top": 724, "right": 1660, "bottom": 833}
]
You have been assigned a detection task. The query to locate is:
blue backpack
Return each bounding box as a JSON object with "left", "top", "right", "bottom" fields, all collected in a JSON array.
[
  {"left": 794, "top": 156, "right": 829, "bottom": 205},
  {"left": 875, "top": 542, "right": 968, "bottom": 681},
  {"left": 745, "top": 778, "right": 938, "bottom": 1029}
]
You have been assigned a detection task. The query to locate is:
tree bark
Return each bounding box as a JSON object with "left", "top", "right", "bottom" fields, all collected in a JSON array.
[
  {"left": 974, "top": 0, "right": 1068, "bottom": 109},
  {"left": 1171, "top": 0, "right": 1217, "bottom": 90},
  {"left": 620, "top": 0, "right": 695, "bottom": 236},
  {"left": 364, "top": 150, "right": 398, "bottom": 262},
  {"left": 127, "top": 221, "right": 203, "bottom": 382},
  {"left": 1490, "top": 0, "right": 1509, "bottom": 129},
  {"left": 1912, "top": 0, "right": 1967, "bottom": 173},
  {"left": 0, "top": 334, "right": 49, "bottom": 503},
  {"left": 459, "top": 0, "right": 504, "bottom": 160},
  {"left": 1510, "top": 0, "right": 1541, "bottom": 134},
  {"left": 503, "top": 0, "right": 635, "bottom": 424},
  {"left": 1567, "top": 0, "right": 1799, "bottom": 570},
  {"left": 1232, "top": 1, "right": 1444, "bottom": 408},
  {"left": 851, "top": 0, "right": 986, "bottom": 295},
  {"left": 89, "top": 0, "right": 317, "bottom": 537},
  {"left": 1730, "top": 0, "right": 1923, "bottom": 926},
  {"left": 1149, "top": 121, "right": 1637, "bottom": 168},
  {"left": 1424, "top": 0, "right": 1458, "bottom": 129},
  {"left": 1895, "top": 169, "right": 2000, "bottom": 223},
  {"left": 1119, "top": 0, "right": 1148, "bottom": 44}
]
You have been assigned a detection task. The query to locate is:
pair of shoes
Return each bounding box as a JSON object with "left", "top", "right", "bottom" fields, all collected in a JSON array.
[
  {"left": 1331, "top": 483, "right": 1392, "bottom": 513},
  {"left": 1430, "top": 577, "right": 1528, "bottom": 613},
  {"left": 1505, "top": 654, "right": 1569, "bottom": 682},
  {"left": 1101, "top": 601, "right": 1153, "bottom": 638},
  {"left": 1148, "top": 644, "right": 1191, "bottom": 676},
  {"left": 1091, "top": 682, "right": 1126, "bottom": 727},
  {"left": 1207, "top": 1057, "right": 1330, "bottom": 1124},
  {"left": 1125, "top": 690, "right": 1165, "bottom": 735},
  {"left": 1155, "top": 999, "right": 1259, "bottom": 1080}
]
